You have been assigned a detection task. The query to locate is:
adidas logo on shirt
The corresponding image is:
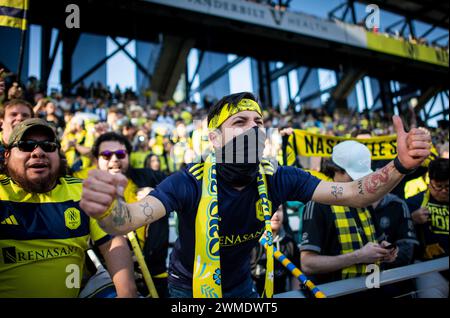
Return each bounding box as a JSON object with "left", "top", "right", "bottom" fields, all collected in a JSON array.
[{"left": 0, "top": 215, "right": 19, "bottom": 225}]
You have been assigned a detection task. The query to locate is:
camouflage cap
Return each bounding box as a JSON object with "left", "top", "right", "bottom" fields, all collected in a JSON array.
[{"left": 7, "top": 118, "right": 58, "bottom": 147}]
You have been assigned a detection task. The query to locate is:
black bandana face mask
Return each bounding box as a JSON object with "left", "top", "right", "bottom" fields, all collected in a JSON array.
[{"left": 216, "top": 126, "right": 266, "bottom": 187}]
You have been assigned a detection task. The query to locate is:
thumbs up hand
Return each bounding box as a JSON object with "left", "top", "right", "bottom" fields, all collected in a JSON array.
[{"left": 393, "top": 115, "right": 431, "bottom": 170}]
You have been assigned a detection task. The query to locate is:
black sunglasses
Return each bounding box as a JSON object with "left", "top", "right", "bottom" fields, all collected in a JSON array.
[
  {"left": 10, "top": 140, "right": 60, "bottom": 152},
  {"left": 99, "top": 149, "right": 127, "bottom": 160}
]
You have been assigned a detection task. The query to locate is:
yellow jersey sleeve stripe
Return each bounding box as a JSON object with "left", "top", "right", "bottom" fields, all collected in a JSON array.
[
  {"left": 189, "top": 163, "right": 204, "bottom": 175},
  {"left": 0, "top": 178, "right": 82, "bottom": 203},
  {"left": 0, "top": 0, "right": 29, "bottom": 10}
]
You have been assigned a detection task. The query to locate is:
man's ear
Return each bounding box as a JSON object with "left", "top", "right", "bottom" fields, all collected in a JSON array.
[
  {"left": 4, "top": 149, "right": 10, "bottom": 165},
  {"left": 208, "top": 129, "right": 222, "bottom": 149}
]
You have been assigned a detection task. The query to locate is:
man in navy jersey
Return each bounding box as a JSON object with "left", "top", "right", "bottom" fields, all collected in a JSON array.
[{"left": 80, "top": 92, "right": 432, "bottom": 298}]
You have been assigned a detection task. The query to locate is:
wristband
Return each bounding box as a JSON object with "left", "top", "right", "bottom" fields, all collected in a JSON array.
[
  {"left": 97, "top": 199, "right": 117, "bottom": 221},
  {"left": 394, "top": 157, "right": 417, "bottom": 175}
]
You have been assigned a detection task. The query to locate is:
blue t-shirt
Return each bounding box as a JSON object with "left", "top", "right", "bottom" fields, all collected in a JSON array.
[{"left": 151, "top": 163, "right": 320, "bottom": 292}]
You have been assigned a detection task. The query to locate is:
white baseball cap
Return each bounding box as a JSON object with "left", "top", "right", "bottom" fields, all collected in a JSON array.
[{"left": 332, "top": 140, "right": 373, "bottom": 180}]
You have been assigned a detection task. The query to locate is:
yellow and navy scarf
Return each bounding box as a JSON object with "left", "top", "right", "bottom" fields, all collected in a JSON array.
[
  {"left": 420, "top": 189, "right": 430, "bottom": 207},
  {"left": 193, "top": 154, "right": 274, "bottom": 298},
  {"left": 193, "top": 98, "right": 273, "bottom": 298},
  {"left": 331, "top": 205, "right": 376, "bottom": 279}
]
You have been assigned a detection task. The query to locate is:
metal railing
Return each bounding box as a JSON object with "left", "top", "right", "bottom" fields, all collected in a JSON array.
[{"left": 275, "top": 257, "right": 449, "bottom": 298}]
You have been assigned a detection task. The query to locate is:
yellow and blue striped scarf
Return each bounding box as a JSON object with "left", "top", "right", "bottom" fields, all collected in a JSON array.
[
  {"left": 193, "top": 154, "right": 274, "bottom": 298},
  {"left": 331, "top": 205, "right": 376, "bottom": 279}
]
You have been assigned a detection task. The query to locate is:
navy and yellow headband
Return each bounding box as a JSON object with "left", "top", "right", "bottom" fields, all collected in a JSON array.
[{"left": 208, "top": 99, "right": 262, "bottom": 129}]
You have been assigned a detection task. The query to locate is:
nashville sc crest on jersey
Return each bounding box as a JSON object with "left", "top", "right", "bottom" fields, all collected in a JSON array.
[{"left": 64, "top": 208, "right": 81, "bottom": 230}]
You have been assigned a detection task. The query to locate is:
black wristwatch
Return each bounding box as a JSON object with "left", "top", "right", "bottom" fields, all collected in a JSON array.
[{"left": 394, "top": 157, "right": 417, "bottom": 175}]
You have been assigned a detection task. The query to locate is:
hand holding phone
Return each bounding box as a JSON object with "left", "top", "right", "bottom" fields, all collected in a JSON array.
[
  {"left": 384, "top": 243, "right": 397, "bottom": 250},
  {"left": 378, "top": 241, "right": 398, "bottom": 263}
]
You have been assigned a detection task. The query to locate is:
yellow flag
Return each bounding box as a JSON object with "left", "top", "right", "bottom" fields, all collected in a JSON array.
[
  {"left": 286, "top": 129, "right": 438, "bottom": 164},
  {"left": 0, "top": 0, "right": 29, "bottom": 30}
]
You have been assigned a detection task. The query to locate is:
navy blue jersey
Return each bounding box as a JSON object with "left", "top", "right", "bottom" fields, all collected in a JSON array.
[
  {"left": 407, "top": 191, "right": 449, "bottom": 259},
  {"left": 151, "top": 163, "right": 320, "bottom": 292}
]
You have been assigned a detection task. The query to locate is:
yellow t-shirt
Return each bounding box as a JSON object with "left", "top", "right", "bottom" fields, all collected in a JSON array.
[
  {"left": 304, "top": 169, "right": 332, "bottom": 181},
  {"left": 0, "top": 176, "right": 111, "bottom": 298},
  {"left": 72, "top": 165, "right": 97, "bottom": 180},
  {"left": 61, "top": 129, "right": 92, "bottom": 170},
  {"left": 123, "top": 179, "right": 147, "bottom": 249},
  {"left": 130, "top": 151, "right": 151, "bottom": 169},
  {"left": 404, "top": 175, "right": 429, "bottom": 199}
]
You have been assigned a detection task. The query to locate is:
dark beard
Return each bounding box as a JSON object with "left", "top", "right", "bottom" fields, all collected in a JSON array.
[{"left": 6, "top": 166, "right": 59, "bottom": 193}]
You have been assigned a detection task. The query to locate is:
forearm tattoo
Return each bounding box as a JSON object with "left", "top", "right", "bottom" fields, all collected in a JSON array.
[
  {"left": 331, "top": 185, "right": 344, "bottom": 199},
  {"left": 357, "top": 180, "right": 364, "bottom": 195},
  {"left": 111, "top": 199, "right": 132, "bottom": 227},
  {"left": 363, "top": 165, "right": 391, "bottom": 194},
  {"left": 140, "top": 201, "right": 155, "bottom": 223}
]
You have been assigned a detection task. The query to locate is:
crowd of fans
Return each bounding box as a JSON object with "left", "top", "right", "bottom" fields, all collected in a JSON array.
[
  {"left": 0, "top": 68, "right": 448, "bottom": 298},
  {"left": 2, "top": 72, "right": 448, "bottom": 176}
]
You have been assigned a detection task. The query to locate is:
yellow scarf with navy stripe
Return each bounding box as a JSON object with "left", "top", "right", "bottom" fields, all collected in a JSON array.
[
  {"left": 331, "top": 205, "right": 376, "bottom": 279},
  {"left": 193, "top": 97, "right": 273, "bottom": 298},
  {"left": 193, "top": 154, "right": 274, "bottom": 298}
]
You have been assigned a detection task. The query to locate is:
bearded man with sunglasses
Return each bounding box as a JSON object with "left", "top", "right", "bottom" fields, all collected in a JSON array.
[{"left": 0, "top": 118, "right": 137, "bottom": 298}]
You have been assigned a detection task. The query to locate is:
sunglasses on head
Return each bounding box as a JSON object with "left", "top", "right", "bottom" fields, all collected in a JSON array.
[
  {"left": 10, "top": 140, "right": 60, "bottom": 152},
  {"left": 99, "top": 149, "right": 127, "bottom": 160}
]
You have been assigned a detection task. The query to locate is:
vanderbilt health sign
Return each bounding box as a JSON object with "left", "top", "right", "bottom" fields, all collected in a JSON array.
[
  {"left": 145, "top": 0, "right": 367, "bottom": 47},
  {"left": 145, "top": 0, "right": 448, "bottom": 67}
]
